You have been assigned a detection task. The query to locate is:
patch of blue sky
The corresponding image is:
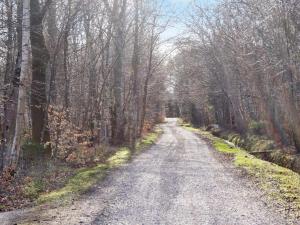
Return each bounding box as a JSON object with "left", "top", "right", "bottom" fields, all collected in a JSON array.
[{"left": 159, "top": 0, "right": 217, "bottom": 52}]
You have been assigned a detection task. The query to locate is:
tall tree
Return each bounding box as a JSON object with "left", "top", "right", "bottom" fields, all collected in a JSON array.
[
  {"left": 1, "top": 0, "right": 18, "bottom": 169},
  {"left": 8, "top": 0, "right": 30, "bottom": 167},
  {"left": 47, "top": 0, "right": 58, "bottom": 103},
  {"left": 129, "top": 0, "right": 140, "bottom": 148},
  {"left": 104, "top": 0, "right": 127, "bottom": 145},
  {"left": 30, "top": 0, "right": 52, "bottom": 145}
]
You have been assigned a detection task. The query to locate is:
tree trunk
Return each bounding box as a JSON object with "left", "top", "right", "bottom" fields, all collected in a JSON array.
[
  {"left": 30, "top": 0, "right": 51, "bottom": 145},
  {"left": 140, "top": 16, "right": 155, "bottom": 135},
  {"left": 8, "top": 0, "right": 30, "bottom": 167},
  {"left": 129, "top": 0, "right": 140, "bottom": 149},
  {"left": 84, "top": 11, "right": 97, "bottom": 130},
  {"left": 111, "top": 0, "right": 127, "bottom": 145},
  {"left": 1, "top": 0, "right": 17, "bottom": 170},
  {"left": 63, "top": 28, "right": 70, "bottom": 110},
  {"left": 47, "top": 1, "right": 58, "bottom": 103},
  {"left": 62, "top": 0, "right": 73, "bottom": 110}
]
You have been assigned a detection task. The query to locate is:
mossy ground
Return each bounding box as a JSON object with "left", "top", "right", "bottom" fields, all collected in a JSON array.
[
  {"left": 38, "top": 164, "right": 108, "bottom": 203},
  {"left": 180, "top": 121, "right": 300, "bottom": 218},
  {"left": 36, "top": 128, "right": 162, "bottom": 205},
  {"left": 23, "top": 179, "right": 46, "bottom": 200},
  {"left": 177, "top": 119, "right": 199, "bottom": 132},
  {"left": 135, "top": 128, "right": 162, "bottom": 152}
]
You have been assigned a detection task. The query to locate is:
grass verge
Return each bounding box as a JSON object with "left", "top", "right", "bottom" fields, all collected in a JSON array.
[
  {"left": 36, "top": 127, "right": 162, "bottom": 204},
  {"left": 180, "top": 122, "right": 300, "bottom": 218}
]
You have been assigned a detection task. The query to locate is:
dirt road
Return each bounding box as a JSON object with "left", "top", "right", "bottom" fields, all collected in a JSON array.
[{"left": 1, "top": 118, "right": 289, "bottom": 224}]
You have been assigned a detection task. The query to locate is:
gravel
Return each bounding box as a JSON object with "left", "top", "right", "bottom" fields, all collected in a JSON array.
[{"left": 1, "top": 118, "right": 291, "bottom": 225}]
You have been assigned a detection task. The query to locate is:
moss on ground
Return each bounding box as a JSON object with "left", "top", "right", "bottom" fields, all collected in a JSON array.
[
  {"left": 178, "top": 119, "right": 200, "bottom": 132},
  {"left": 38, "top": 164, "right": 108, "bottom": 203},
  {"left": 107, "top": 148, "right": 131, "bottom": 168},
  {"left": 23, "top": 179, "right": 46, "bottom": 200},
  {"left": 135, "top": 127, "right": 162, "bottom": 152},
  {"left": 37, "top": 128, "right": 161, "bottom": 204},
  {"left": 213, "top": 139, "right": 239, "bottom": 154},
  {"left": 215, "top": 139, "right": 300, "bottom": 217},
  {"left": 181, "top": 123, "right": 300, "bottom": 217},
  {"left": 234, "top": 149, "right": 300, "bottom": 213}
]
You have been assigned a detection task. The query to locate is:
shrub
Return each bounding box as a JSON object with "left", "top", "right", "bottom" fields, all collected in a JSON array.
[
  {"left": 23, "top": 178, "right": 45, "bottom": 200},
  {"left": 248, "top": 120, "right": 266, "bottom": 135},
  {"left": 22, "top": 141, "right": 45, "bottom": 162}
]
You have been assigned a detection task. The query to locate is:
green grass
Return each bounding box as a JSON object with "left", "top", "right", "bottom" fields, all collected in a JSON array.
[
  {"left": 107, "top": 147, "right": 131, "bottom": 168},
  {"left": 213, "top": 139, "right": 239, "bottom": 154},
  {"left": 23, "top": 179, "right": 46, "bottom": 200},
  {"left": 234, "top": 150, "right": 300, "bottom": 208},
  {"left": 178, "top": 119, "right": 200, "bottom": 132},
  {"left": 38, "top": 164, "right": 108, "bottom": 203},
  {"left": 37, "top": 128, "right": 162, "bottom": 204},
  {"left": 214, "top": 138, "right": 300, "bottom": 216},
  {"left": 181, "top": 122, "right": 300, "bottom": 216},
  {"left": 135, "top": 128, "right": 162, "bottom": 152}
]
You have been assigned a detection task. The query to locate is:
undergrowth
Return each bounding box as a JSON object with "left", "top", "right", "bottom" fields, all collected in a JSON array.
[
  {"left": 36, "top": 128, "right": 162, "bottom": 204},
  {"left": 38, "top": 163, "right": 108, "bottom": 203}
]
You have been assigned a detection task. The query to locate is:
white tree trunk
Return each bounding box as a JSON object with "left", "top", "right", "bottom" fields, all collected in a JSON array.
[{"left": 9, "top": 0, "right": 30, "bottom": 167}]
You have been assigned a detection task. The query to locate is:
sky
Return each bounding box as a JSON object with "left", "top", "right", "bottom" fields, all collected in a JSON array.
[{"left": 159, "top": 0, "right": 217, "bottom": 52}]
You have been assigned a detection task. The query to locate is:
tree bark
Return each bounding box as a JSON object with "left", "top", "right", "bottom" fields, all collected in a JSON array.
[
  {"left": 129, "top": 0, "right": 140, "bottom": 148},
  {"left": 1, "top": 0, "right": 17, "bottom": 170},
  {"left": 110, "top": 0, "right": 127, "bottom": 145},
  {"left": 140, "top": 16, "right": 156, "bottom": 135},
  {"left": 30, "top": 0, "right": 51, "bottom": 145},
  {"left": 8, "top": 0, "right": 30, "bottom": 167},
  {"left": 47, "top": 1, "right": 58, "bottom": 103}
]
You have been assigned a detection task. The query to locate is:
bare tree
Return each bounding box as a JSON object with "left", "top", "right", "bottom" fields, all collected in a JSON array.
[
  {"left": 30, "top": 0, "right": 52, "bottom": 145},
  {"left": 172, "top": 0, "right": 300, "bottom": 153},
  {"left": 8, "top": 0, "right": 30, "bottom": 167},
  {"left": 0, "top": 0, "right": 166, "bottom": 170}
]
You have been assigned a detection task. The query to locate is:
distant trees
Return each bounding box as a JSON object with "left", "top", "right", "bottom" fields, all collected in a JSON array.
[
  {"left": 173, "top": 0, "right": 300, "bottom": 152},
  {"left": 0, "top": 0, "right": 166, "bottom": 171}
]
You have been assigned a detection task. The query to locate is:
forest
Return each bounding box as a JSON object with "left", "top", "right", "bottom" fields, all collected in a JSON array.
[
  {"left": 0, "top": 0, "right": 166, "bottom": 209},
  {"left": 0, "top": 0, "right": 166, "bottom": 169},
  {"left": 0, "top": 0, "right": 300, "bottom": 221},
  {"left": 171, "top": 0, "right": 300, "bottom": 170}
]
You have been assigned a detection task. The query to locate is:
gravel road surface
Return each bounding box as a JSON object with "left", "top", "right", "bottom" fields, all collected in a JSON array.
[{"left": 1, "top": 118, "right": 289, "bottom": 225}]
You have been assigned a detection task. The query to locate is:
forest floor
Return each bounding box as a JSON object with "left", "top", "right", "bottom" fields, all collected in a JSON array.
[{"left": 0, "top": 118, "right": 298, "bottom": 224}]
